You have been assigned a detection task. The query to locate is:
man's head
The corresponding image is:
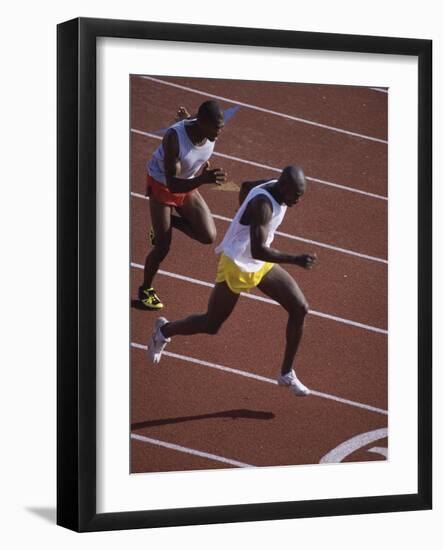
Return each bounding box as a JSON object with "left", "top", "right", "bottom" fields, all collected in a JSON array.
[
  {"left": 196, "top": 101, "right": 225, "bottom": 141},
  {"left": 277, "top": 165, "right": 306, "bottom": 207}
]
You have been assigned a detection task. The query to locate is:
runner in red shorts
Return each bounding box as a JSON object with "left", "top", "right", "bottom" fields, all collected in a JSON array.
[{"left": 139, "top": 101, "right": 227, "bottom": 309}]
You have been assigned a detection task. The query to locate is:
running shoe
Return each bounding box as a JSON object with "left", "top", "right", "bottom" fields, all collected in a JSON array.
[
  {"left": 147, "top": 317, "right": 170, "bottom": 364},
  {"left": 138, "top": 286, "right": 164, "bottom": 310},
  {"left": 277, "top": 370, "right": 310, "bottom": 396}
]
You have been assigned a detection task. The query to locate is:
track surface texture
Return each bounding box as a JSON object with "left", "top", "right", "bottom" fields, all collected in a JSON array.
[{"left": 130, "top": 75, "right": 388, "bottom": 474}]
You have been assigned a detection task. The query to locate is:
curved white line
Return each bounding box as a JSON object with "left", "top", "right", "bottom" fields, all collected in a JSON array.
[
  {"left": 368, "top": 446, "right": 389, "bottom": 459},
  {"left": 319, "top": 428, "right": 388, "bottom": 463}
]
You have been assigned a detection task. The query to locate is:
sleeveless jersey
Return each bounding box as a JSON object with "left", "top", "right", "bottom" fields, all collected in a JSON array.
[
  {"left": 215, "top": 181, "right": 287, "bottom": 272},
  {"left": 147, "top": 119, "right": 215, "bottom": 185}
]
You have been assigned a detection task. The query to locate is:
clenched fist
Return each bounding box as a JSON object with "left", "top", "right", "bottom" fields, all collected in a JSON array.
[
  {"left": 201, "top": 161, "right": 227, "bottom": 185},
  {"left": 293, "top": 253, "right": 317, "bottom": 269}
]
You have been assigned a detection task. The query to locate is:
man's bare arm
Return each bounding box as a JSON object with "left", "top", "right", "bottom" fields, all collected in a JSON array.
[
  {"left": 162, "top": 129, "right": 227, "bottom": 193},
  {"left": 249, "top": 197, "right": 317, "bottom": 268}
]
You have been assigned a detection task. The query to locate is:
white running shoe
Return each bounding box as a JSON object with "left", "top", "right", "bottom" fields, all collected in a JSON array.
[
  {"left": 147, "top": 317, "right": 171, "bottom": 364},
  {"left": 277, "top": 370, "right": 310, "bottom": 396}
]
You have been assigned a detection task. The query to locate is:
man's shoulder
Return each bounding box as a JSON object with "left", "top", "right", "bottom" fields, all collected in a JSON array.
[
  {"left": 248, "top": 193, "right": 274, "bottom": 218},
  {"left": 249, "top": 185, "right": 274, "bottom": 203},
  {"left": 165, "top": 124, "right": 180, "bottom": 137},
  {"left": 162, "top": 127, "right": 180, "bottom": 150}
]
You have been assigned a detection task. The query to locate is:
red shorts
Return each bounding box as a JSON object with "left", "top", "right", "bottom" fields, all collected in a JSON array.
[{"left": 146, "top": 174, "right": 193, "bottom": 208}]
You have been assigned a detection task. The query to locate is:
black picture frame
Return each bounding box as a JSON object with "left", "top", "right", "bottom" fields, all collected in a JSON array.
[{"left": 57, "top": 17, "right": 432, "bottom": 532}]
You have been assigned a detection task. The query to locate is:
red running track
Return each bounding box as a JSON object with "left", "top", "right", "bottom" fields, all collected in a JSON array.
[{"left": 129, "top": 75, "right": 388, "bottom": 473}]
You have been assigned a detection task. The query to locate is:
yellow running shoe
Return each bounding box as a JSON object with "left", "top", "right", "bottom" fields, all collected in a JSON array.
[
  {"left": 138, "top": 286, "right": 164, "bottom": 310},
  {"left": 149, "top": 226, "right": 156, "bottom": 246}
]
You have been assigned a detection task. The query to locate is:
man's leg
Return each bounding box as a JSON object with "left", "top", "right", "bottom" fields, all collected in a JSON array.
[
  {"left": 257, "top": 265, "right": 309, "bottom": 376},
  {"left": 142, "top": 197, "right": 172, "bottom": 289},
  {"left": 173, "top": 190, "right": 217, "bottom": 244},
  {"left": 162, "top": 281, "right": 240, "bottom": 338}
]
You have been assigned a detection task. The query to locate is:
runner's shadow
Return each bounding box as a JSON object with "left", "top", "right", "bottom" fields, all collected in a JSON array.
[{"left": 131, "top": 409, "right": 275, "bottom": 431}]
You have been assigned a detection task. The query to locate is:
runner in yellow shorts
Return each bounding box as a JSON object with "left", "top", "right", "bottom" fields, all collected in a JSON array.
[
  {"left": 215, "top": 253, "right": 275, "bottom": 294},
  {"left": 147, "top": 165, "right": 317, "bottom": 396}
]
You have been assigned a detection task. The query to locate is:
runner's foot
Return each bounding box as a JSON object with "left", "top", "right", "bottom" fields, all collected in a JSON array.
[
  {"left": 138, "top": 286, "right": 163, "bottom": 310},
  {"left": 277, "top": 370, "right": 310, "bottom": 396},
  {"left": 147, "top": 317, "right": 170, "bottom": 364}
]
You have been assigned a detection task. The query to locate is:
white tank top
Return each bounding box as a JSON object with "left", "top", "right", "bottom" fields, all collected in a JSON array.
[
  {"left": 215, "top": 181, "right": 287, "bottom": 272},
  {"left": 147, "top": 119, "right": 215, "bottom": 185}
]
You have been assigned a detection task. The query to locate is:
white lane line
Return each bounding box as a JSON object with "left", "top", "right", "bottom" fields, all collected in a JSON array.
[
  {"left": 139, "top": 76, "right": 388, "bottom": 145},
  {"left": 131, "top": 343, "right": 388, "bottom": 416},
  {"left": 131, "top": 433, "right": 255, "bottom": 468},
  {"left": 368, "top": 446, "right": 389, "bottom": 459},
  {"left": 130, "top": 262, "right": 387, "bottom": 335},
  {"left": 370, "top": 87, "right": 389, "bottom": 94},
  {"left": 305, "top": 175, "right": 386, "bottom": 201},
  {"left": 209, "top": 150, "right": 387, "bottom": 201},
  {"left": 131, "top": 128, "right": 388, "bottom": 201},
  {"left": 271, "top": 228, "right": 387, "bottom": 265},
  {"left": 319, "top": 428, "right": 388, "bottom": 463},
  {"left": 131, "top": 190, "right": 387, "bottom": 265}
]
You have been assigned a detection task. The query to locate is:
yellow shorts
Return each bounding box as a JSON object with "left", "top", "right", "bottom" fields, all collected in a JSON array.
[{"left": 215, "top": 253, "right": 274, "bottom": 294}]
